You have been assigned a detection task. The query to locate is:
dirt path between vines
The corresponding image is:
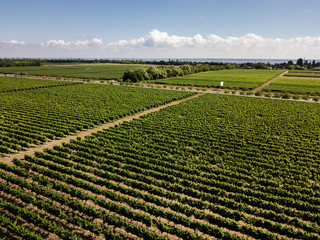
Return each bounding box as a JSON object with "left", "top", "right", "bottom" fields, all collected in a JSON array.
[
  {"left": 252, "top": 70, "right": 288, "bottom": 93},
  {"left": 1, "top": 93, "right": 203, "bottom": 165}
]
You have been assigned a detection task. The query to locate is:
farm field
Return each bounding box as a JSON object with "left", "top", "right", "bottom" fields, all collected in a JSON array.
[
  {"left": 0, "top": 93, "right": 319, "bottom": 239},
  {"left": 264, "top": 77, "right": 320, "bottom": 95},
  {"left": 151, "top": 69, "right": 284, "bottom": 90},
  {"left": 284, "top": 70, "right": 320, "bottom": 78},
  {"left": 0, "top": 76, "right": 80, "bottom": 92},
  {"left": 0, "top": 83, "right": 193, "bottom": 156},
  {"left": 0, "top": 63, "right": 149, "bottom": 80}
]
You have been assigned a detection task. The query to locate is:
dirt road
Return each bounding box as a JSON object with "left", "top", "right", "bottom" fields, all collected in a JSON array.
[
  {"left": 1, "top": 93, "right": 203, "bottom": 165},
  {"left": 252, "top": 70, "right": 288, "bottom": 93}
]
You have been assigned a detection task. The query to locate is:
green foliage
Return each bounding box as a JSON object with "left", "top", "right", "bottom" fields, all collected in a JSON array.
[
  {"left": 0, "top": 64, "right": 149, "bottom": 80},
  {"left": 123, "top": 64, "right": 221, "bottom": 82},
  {"left": 265, "top": 77, "right": 320, "bottom": 95},
  {"left": 0, "top": 84, "right": 193, "bottom": 155},
  {"left": 292, "top": 95, "right": 300, "bottom": 100},
  {"left": 0, "top": 77, "right": 79, "bottom": 92},
  {"left": 302, "top": 95, "right": 310, "bottom": 100},
  {"left": 0, "top": 94, "right": 320, "bottom": 239},
  {"left": 0, "top": 58, "right": 41, "bottom": 67},
  {"left": 284, "top": 70, "right": 320, "bottom": 78},
  {"left": 273, "top": 93, "right": 281, "bottom": 98},
  {"left": 281, "top": 92, "right": 291, "bottom": 99},
  {"left": 297, "top": 58, "right": 303, "bottom": 67},
  {"left": 287, "top": 65, "right": 304, "bottom": 70},
  {"left": 123, "top": 68, "right": 149, "bottom": 82},
  {"left": 152, "top": 69, "right": 284, "bottom": 90},
  {"left": 254, "top": 62, "right": 268, "bottom": 69}
]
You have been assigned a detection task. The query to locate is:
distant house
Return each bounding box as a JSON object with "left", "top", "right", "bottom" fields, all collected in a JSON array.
[{"left": 315, "top": 67, "right": 320, "bottom": 70}]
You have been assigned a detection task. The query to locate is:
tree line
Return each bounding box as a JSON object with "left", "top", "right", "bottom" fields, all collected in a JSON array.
[
  {"left": 1, "top": 57, "right": 320, "bottom": 71},
  {"left": 0, "top": 58, "right": 41, "bottom": 67},
  {"left": 122, "top": 64, "right": 229, "bottom": 82}
]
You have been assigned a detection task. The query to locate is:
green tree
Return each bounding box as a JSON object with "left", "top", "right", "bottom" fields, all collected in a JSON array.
[
  {"left": 296, "top": 58, "right": 303, "bottom": 67},
  {"left": 254, "top": 62, "right": 268, "bottom": 69}
]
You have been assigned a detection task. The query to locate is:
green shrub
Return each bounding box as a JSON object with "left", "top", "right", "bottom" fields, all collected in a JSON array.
[
  {"left": 281, "top": 93, "right": 291, "bottom": 99},
  {"left": 302, "top": 95, "right": 310, "bottom": 100},
  {"left": 274, "top": 93, "right": 281, "bottom": 98},
  {"left": 292, "top": 95, "right": 300, "bottom": 100}
]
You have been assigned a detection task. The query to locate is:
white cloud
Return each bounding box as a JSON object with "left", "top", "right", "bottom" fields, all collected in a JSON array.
[
  {"left": 0, "top": 40, "right": 25, "bottom": 48},
  {"left": 1, "top": 30, "right": 320, "bottom": 59},
  {"left": 106, "top": 30, "right": 320, "bottom": 59},
  {"left": 109, "top": 30, "right": 208, "bottom": 48},
  {"left": 40, "top": 38, "right": 103, "bottom": 49}
]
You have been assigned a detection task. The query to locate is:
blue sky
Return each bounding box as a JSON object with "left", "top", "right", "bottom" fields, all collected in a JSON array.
[{"left": 1, "top": 0, "right": 320, "bottom": 58}]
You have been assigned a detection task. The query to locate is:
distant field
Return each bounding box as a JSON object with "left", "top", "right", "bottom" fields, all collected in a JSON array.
[
  {"left": 284, "top": 70, "right": 320, "bottom": 78},
  {"left": 152, "top": 69, "right": 284, "bottom": 90},
  {"left": 0, "top": 64, "right": 148, "bottom": 80},
  {"left": 0, "top": 76, "right": 78, "bottom": 92},
  {"left": 264, "top": 77, "right": 320, "bottom": 95}
]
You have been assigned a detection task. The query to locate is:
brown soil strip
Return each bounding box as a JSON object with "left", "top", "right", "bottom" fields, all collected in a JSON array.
[
  {"left": 253, "top": 70, "right": 288, "bottom": 93},
  {"left": 1, "top": 93, "right": 203, "bottom": 164}
]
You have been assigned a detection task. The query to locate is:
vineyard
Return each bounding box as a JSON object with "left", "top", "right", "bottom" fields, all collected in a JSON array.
[
  {"left": 284, "top": 70, "right": 320, "bottom": 78},
  {"left": 152, "top": 69, "right": 284, "bottom": 90},
  {"left": 0, "top": 76, "right": 81, "bottom": 92},
  {"left": 0, "top": 92, "right": 319, "bottom": 239},
  {"left": 264, "top": 77, "right": 320, "bottom": 95},
  {"left": 0, "top": 64, "right": 149, "bottom": 80},
  {"left": 0, "top": 83, "right": 193, "bottom": 156}
]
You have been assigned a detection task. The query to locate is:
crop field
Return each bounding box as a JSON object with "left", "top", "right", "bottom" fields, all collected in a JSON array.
[
  {"left": 152, "top": 69, "right": 284, "bottom": 90},
  {"left": 0, "top": 84, "right": 193, "bottom": 156},
  {"left": 264, "top": 77, "right": 320, "bottom": 95},
  {"left": 284, "top": 70, "right": 320, "bottom": 78},
  {"left": 0, "top": 64, "right": 149, "bottom": 80},
  {"left": 0, "top": 91, "right": 319, "bottom": 239},
  {"left": 0, "top": 76, "right": 80, "bottom": 92}
]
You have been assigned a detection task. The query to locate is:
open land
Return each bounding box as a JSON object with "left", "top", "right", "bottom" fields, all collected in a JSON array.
[
  {"left": 0, "top": 66, "right": 319, "bottom": 240},
  {"left": 284, "top": 70, "right": 320, "bottom": 78},
  {"left": 151, "top": 69, "right": 284, "bottom": 90},
  {"left": 264, "top": 77, "right": 320, "bottom": 95},
  {"left": 0, "top": 63, "right": 149, "bottom": 80}
]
